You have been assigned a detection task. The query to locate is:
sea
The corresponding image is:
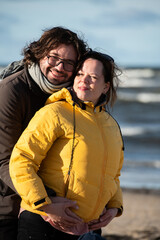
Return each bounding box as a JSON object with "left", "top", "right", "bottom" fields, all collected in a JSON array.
[
  {"left": 0, "top": 65, "right": 160, "bottom": 191},
  {"left": 112, "top": 67, "right": 160, "bottom": 190}
]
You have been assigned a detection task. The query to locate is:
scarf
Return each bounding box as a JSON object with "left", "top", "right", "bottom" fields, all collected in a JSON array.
[{"left": 28, "top": 63, "right": 72, "bottom": 94}]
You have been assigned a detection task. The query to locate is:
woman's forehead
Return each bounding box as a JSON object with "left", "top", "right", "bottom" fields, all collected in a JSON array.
[{"left": 81, "top": 58, "right": 104, "bottom": 75}]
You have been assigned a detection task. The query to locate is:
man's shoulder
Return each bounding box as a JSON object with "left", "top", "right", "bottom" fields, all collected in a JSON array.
[
  {"left": 0, "top": 69, "right": 28, "bottom": 90},
  {"left": 0, "top": 69, "right": 32, "bottom": 103},
  {"left": 0, "top": 60, "right": 24, "bottom": 80}
]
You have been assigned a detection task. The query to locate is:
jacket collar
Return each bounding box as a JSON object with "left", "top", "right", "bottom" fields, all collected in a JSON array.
[
  {"left": 69, "top": 88, "right": 106, "bottom": 112},
  {"left": 45, "top": 87, "right": 107, "bottom": 113}
]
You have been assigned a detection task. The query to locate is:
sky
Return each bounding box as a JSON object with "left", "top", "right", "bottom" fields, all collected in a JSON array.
[{"left": 0, "top": 0, "right": 160, "bottom": 67}]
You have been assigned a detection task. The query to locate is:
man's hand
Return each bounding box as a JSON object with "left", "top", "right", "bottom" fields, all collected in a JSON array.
[{"left": 40, "top": 196, "right": 83, "bottom": 229}]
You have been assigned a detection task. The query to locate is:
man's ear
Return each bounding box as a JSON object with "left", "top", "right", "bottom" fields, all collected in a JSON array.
[{"left": 103, "top": 82, "right": 110, "bottom": 94}]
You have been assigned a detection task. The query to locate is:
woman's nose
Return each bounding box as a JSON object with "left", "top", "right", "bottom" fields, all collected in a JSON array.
[{"left": 81, "top": 75, "right": 89, "bottom": 83}]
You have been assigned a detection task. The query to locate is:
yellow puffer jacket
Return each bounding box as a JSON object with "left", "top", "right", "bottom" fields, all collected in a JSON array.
[{"left": 10, "top": 88, "right": 124, "bottom": 222}]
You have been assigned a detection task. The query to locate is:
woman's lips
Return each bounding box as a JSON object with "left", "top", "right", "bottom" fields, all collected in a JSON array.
[{"left": 79, "top": 86, "right": 89, "bottom": 91}]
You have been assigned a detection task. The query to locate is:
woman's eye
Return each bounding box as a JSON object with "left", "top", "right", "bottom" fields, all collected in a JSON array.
[
  {"left": 91, "top": 76, "right": 97, "bottom": 80},
  {"left": 77, "top": 73, "right": 83, "bottom": 76}
]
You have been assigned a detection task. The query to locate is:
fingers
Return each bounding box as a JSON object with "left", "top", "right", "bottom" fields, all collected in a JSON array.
[
  {"left": 65, "top": 207, "right": 82, "bottom": 222},
  {"left": 64, "top": 200, "right": 78, "bottom": 209},
  {"left": 46, "top": 201, "right": 82, "bottom": 225},
  {"left": 88, "top": 208, "right": 118, "bottom": 231},
  {"left": 99, "top": 212, "right": 110, "bottom": 222},
  {"left": 100, "top": 208, "right": 118, "bottom": 222},
  {"left": 88, "top": 218, "right": 111, "bottom": 231},
  {"left": 43, "top": 197, "right": 83, "bottom": 227}
]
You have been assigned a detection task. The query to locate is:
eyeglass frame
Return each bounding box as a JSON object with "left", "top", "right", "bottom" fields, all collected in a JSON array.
[{"left": 47, "top": 55, "right": 76, "bottom": 72}]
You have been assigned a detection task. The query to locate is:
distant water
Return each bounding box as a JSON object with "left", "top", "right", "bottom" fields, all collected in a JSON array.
[
  {"left": 113, "top": 67, "right": 160, "bottom": 190},
  {"left": 0, "top": 65, "right": 160, "bottom": 190}
]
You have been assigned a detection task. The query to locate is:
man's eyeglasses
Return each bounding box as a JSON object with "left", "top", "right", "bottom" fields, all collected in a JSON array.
[{"left": 47, "top": 55, "right": 76, "bottom": 72}]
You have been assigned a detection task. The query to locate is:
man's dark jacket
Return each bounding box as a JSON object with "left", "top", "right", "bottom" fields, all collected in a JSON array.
[{"left": 0, "top": 67, "right": 50, "bottom": 220}]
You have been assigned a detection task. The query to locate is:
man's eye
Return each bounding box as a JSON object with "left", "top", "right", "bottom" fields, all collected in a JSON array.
[
  {"left": 52, "top": 56, "right": 59, "bottom": 60},
  {"left": 66, "top": 61, "right": 74, "bottom": 66}
]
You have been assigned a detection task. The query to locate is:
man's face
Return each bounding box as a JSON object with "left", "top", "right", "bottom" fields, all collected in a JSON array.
[{"left": 39, "top": 44, "right": 77, "bottom": 84}]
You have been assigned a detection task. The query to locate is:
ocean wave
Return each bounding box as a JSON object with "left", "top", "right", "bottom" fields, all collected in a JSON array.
[
  {"left": 121, "top": 126, "right": 145, "bottom": 136},
  {"left": 121, "top": 123, "right": 160, "bottom": 136},
  {"left": 119, "top": 68, "right": 160, "bottom": 88},
  {"left": 119, "top": 77, "right": 160, "bottom": 88},
  {"left": 121, "top": 69, "right": 156, "bottom": 79},
  {"left": 118, "top": 92, "right": 160, "bottom": 103},
  {"left": 123, "top": 159, "right": 160, "bottom": 169}
]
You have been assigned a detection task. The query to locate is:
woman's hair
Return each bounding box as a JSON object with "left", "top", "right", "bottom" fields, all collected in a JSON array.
[
  {"left": 76, "top": 49, "right": 122, "bottom": 107},
  {"left": 22, "top": 26, "right": 88, "bottom": 66}
]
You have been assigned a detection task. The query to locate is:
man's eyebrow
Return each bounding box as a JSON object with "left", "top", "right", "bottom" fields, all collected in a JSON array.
[
  {"left": 51, "top": 53, "right": 76, "bottom": 64},
  {"left": 66, "top": 59, "right": 76, "bottom": 64}
]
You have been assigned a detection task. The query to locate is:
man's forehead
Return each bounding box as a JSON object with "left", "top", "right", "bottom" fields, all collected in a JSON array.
[{"left": 49, "top": 45, "right": 77, "bottom": 62}]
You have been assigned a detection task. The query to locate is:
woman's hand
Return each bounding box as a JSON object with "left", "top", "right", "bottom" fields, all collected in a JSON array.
[
  {"left": 88, "top": 207, "right": 118, "bottom": 231},
  {"left": 40, "top": 196, "right": 83, "bottom": 229}
]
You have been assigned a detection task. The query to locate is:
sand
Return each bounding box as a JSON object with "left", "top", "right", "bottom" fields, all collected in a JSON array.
[{"left": 102, "top": 188, "right": 160, "bottom": 240}]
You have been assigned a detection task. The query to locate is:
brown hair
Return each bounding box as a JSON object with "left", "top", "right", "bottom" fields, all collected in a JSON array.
[
  {"left": 76, "top": 50, "right": 122, "bottom": 107},
  {"left": 22, "top": 26, "right": 88, "bottom": 66}
]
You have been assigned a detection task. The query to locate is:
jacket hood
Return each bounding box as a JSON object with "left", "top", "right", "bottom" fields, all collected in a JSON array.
[
  {"left": 45, "top": 87, "right": 107, "bottom": 112},
  {"left": 45, "top": 88, "right": 74, "bottom": 106}
]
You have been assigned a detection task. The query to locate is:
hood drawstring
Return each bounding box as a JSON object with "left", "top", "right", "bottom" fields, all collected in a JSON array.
[
  {"left": 68, "top": 102, "right": 76, "bottom": 175},
  {"left": 65, "top": 102, "right": 76, "bottom": 196}
]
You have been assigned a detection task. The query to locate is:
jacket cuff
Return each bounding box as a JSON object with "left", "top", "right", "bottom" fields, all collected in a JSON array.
[
  {"left": 106, "top": 201, "right": 123, "bottom": 217},
  {"left": 105, "top": 205, "right": 123, "bottom": 217},
  {"left": 31, "top": 196, "right": 51, "bottom": 210},
  {"left": 116, "top": 206, "right": 123, "bottom": 217}
]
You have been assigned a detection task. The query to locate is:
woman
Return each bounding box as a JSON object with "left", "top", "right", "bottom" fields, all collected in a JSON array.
[{"left": 9, "top": 50, "right": 124, "bottom": 240}]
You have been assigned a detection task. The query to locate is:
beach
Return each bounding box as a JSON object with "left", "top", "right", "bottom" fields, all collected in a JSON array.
[
  {"left": 102, "top": 188, "right": 160, "bottom": 240},
  {"left": 0, "top": 66, "right": 160, "bottom": 239}
]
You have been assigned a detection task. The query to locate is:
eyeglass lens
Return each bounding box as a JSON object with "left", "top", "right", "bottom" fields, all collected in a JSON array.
[{"left": 48, "top": 56, "right": 75, "bottom": 72}]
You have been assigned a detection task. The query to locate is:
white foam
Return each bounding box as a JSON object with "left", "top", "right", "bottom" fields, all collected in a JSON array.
[
  {"left": 121, "top": 123, "right": 160, "bottom": 136},
  {"left": 123, "top": 69, "right": 155, "bottom": 78},
  {"left": 119, "top": 77, "right": 160, "bottom": 88},
  {"left": 119, "top": 69, "right": 160, "bottom": 88},
  {"left": 118, "top": 92, "right": 160, "bottom": 103},
  {"left": 124, "top": 159, "right": 160, "bottom": 168},
  {"left": 121, "top": 126, "right": 145, "bottom": 136}
]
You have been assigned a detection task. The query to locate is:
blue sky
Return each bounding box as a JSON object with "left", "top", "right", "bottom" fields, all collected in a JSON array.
[{"left": 0, "top": 0, "right": 160, "bottom": 67}]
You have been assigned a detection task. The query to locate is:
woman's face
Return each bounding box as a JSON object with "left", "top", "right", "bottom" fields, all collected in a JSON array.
[{"left": 73, "top": 58, "right": 110, "bottom": 105}]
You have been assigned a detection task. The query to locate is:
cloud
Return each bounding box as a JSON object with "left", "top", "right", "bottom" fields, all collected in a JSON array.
[
  {"left": 0, "top": 0, "right": 160, "bottom": 66},
  {"left": 80, "top": 4, "right": 160, "bottom": 29},
  {"left": 113, "top": 9, "right": 160, "bottom": 27}
]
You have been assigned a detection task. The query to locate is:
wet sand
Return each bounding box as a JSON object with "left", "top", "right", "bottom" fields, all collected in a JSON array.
[{"left": 102, "top": 188, "right": 160, "bottom": 240}]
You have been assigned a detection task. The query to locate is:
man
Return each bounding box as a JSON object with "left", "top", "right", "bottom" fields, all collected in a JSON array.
[{"left": 0, "top": 26, "right": 88, "bottom": 240}]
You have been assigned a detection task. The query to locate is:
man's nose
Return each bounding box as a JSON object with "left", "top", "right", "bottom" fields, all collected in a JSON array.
[{"left": 54, "top": 61, "right": 65, "bottom": 71}]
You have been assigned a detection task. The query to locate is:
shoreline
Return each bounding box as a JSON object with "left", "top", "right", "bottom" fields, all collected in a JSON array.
[
  {"left": 121, "top": 187, "right": 160, "bottom": 195},
  {"left": 102, "top": 187, "right": 160, "bottom": 240}
]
